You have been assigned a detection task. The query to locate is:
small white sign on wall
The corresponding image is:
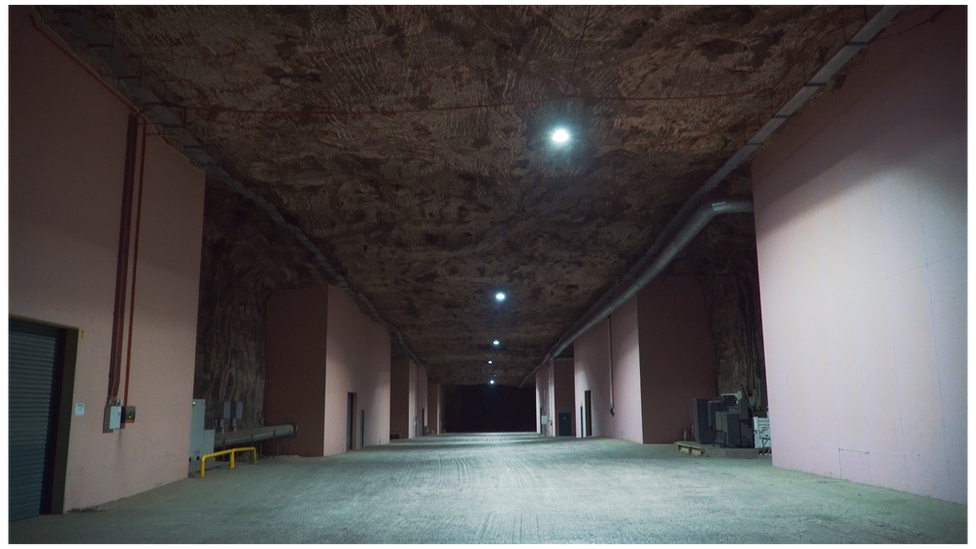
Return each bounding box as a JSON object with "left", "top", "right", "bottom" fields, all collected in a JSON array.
[{"left": 74, "top": 403, "right": 85, "bottom": 416}]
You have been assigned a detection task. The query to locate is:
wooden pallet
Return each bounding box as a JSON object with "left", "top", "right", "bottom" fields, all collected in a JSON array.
[{"left": 676, "top": 442, "right": 704, "bottom": 457}]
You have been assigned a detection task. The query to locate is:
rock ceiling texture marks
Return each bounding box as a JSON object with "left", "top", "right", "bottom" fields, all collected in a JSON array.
[{"left": 40, "top": 6, "right": 880, "bottom": 385}]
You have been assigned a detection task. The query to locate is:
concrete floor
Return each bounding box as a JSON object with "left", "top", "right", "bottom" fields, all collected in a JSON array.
[{"left": 8, "top": 433, "right": 967, "bottom": 543}]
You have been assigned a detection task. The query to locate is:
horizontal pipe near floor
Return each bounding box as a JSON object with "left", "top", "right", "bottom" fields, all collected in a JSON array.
[{"left": 214, "top": 424, "right": 296, "bottom": 449}]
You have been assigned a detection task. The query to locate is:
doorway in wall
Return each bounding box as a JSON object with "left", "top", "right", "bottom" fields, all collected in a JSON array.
[
  {"left": 346, "top": 393, "right": 358, "bottom": 451},
  {"left": 9, "top": 318, "right": 77, "bottom": 521},
  {"left": 580, "top": 405, "right": 584, "bottom": 437},
  {"left": 360, "top": 409, "right": 365, "bottom": 449},
  {"left": 558, "top": 412, "right": 572, "bottom": 436},
  {"left": 421, "top": 409, "right": 425, "bottom": 436},
  {"left": 584, "top": 390, "right": 593, "bottom": 437}
]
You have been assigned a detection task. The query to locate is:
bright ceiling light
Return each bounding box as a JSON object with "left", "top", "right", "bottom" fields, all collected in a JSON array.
[
  {"left": 489, "top": 379, "right": 495, "bottom": 385},
  {"left": 495, "top": 292, "right": 506, "bottom": 301},
  {"left": 493, "top": 340, "right": 500, "bottom": 346},
  {"left": 488, "top": 360, "right": 493, "bottom": 364},
  {"left": 551, "top": 127, "right": 570, "bottom": 145}
]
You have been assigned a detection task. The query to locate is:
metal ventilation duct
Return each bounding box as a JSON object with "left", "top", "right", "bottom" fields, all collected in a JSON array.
[{"left": 520, "top": 5, "right": 904, "bottom": 387}]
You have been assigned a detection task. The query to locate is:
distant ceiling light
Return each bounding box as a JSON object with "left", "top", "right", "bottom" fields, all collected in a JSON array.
[
  {"left": 489, "top": 379, "right": 495, "bottom": 385},
  {"left": 493, "top": 340, "right": 500, "bottom": 346},
  {"left": 551, "top": 127, "right": 570, "bottom": 145},
  {"left": 488, "top": 360, "right": 493, "bottom": 364},
  {"left": 495, "top": 292, "right": 506, "bottom": 301}
]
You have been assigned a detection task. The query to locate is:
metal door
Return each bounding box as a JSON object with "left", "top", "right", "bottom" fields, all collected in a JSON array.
[
  {"left": 558, "top": 412, "right": 572, "bottom": 436},
  {"left": 346, "top": 393, "right": 356, "bottom": 450},
  {"left": 9, "top": 320, "right": 64, "bottom": 521},
  {"left": 584, "top": 390, "right": 593, "bottom": 437}
]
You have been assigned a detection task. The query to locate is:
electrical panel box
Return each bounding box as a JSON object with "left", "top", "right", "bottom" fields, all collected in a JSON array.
[
  {"left": 713, "top": 411, "right": 742, "bottom": 448},
  {"left": 753, "top": 417, "right": 771, "bottom": 449},
  {"left": 189, "top": 399, "right": 206, "bottom": 460},
  {"left": 107, "top": 405, "right": 122, "bottom": 430},
  {"left": 124, "top": 406, "right": 136, "bottom": 424},
  {"left": 188, "top": 399, "right": 215, "bottom": 458},
  {"left": 692, "top": 399, "right": 713, "bottom": 444},
  {"left": 214, "top": 400, "right": 244, "bottom": 432},
  {"left": 222, "top": 400, "right": 231, "bottom": 420},
  {"left": 724, "top": 412, "right": 742, "bottom": 447}
]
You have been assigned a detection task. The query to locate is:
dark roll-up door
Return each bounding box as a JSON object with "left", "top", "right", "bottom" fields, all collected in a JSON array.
[{"left": 9, "top": 319, "right": 64, "bottom": 521}]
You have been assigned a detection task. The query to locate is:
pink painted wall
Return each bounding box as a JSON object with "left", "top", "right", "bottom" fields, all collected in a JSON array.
[
  {"left": 573, "top": 299, "right": 644, "bottom": 442},
  {"left": 118, "top": 136, "right": 206, "bottom": 483},
  {"left": 553, "top": 358, "right": 576, "bottom": 436},
  {"left": 389, "top": 359, "right": 411, "bottom": 438},
  {"left": 324, "top": 286, "right": 391, "bottom": 454},
  {"left": 546, "top": 362, "right": 556, "bottom": 436},
  {"left": 535, "top": 367, "right": 549, "bottom": 435},
  {"left": 609, "top": 298, "right": 643, "bottom": 443},
  {"left": 416, "top": 365, "right": 428, "bottom": 435},
  {"left": 408, "top": 361, "right": 418, "bottom": 438},
  {"left": 264, "top": 287, "right": 329, "bottom": 456},
  {"left": 426, "top": 382, "right": 441, "bottom": 434},
  {"left": 574, "top": 318, "right": 611, "bottom": 437},
  {"left": 752, "top": 7, "right": 966, "bottom": 504},
  {"left": 9, "top": 6, "right": 205, "bottom": 510},
  {"left": 637, "top": 278, "right": 718, "bottom": 443},
  {"left": 267, "top": 286, "right": 390, "bottom": 455}
]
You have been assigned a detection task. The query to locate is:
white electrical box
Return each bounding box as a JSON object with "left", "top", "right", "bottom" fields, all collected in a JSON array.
[
  {"left": 108, "top": 406, "right": 122, "bottom": 430},
  {"left": 754, "top": 416, "right": 771, "bottom": 449},
  {"left": 189, "top": 399, "right": 215, "bottom": 460},
  {"left": 540, "top": 415, "right": 549, "bottom": 426}
]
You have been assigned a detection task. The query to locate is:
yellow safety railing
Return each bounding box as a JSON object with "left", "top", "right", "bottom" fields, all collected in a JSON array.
[{"left": 200, "top": 447, "right": 257, "bottom": 478}]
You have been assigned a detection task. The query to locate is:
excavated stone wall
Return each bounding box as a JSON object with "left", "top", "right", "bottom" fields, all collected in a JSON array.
[
  {"left": 661, "top": 181, "right": 767, "bottom": 414},
  {"left": 194, "top": 182, "right": 329, "bottom": 429},
  {"left": 699, "top": 270, "right": 766, "bottom": 413}
]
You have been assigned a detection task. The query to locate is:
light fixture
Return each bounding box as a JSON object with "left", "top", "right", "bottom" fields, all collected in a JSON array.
[
  {"left": 495, "top": 292, "right": 506, "bottom": 302},
  {"left": 493, "top": 340, "right": 500, "bottom": 346},
  {"left": 489, "top": 379, "right": 495, "bottom": 385},
  {"left": 551, "top": 127, "right": 570, "bottom": 145},
  {"left": 488, "top": 360, "right": 493, "bottom": 364}
]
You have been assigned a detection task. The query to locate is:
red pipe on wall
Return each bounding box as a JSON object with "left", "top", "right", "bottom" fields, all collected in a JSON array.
[
  {"left": 108, "top": 114, "right": 140, "bottom": 402},
  {"left": 31, "top": 10, "right": 151, "bottom": 404},
  {"left": 123, "top": 121, "right": 149, "bottom": 406}
]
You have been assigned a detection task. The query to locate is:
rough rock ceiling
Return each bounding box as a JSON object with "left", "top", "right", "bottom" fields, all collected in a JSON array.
[{"left": 39, "top": 6, "right": 886, "bottom": 385}]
